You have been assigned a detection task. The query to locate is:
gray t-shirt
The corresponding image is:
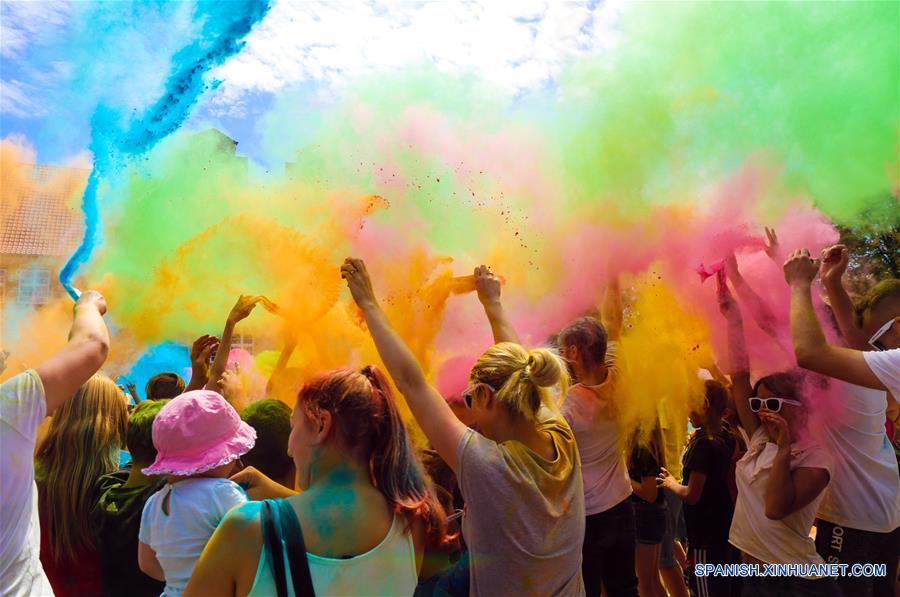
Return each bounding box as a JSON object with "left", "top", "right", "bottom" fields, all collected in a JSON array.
[{"left": 457, "top": 414, "right": 586, "bottom": 596}]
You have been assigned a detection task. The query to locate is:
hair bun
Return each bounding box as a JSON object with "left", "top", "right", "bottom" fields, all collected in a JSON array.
[{"left": 525, "top": 349, "right": 564, "bottom": 388}]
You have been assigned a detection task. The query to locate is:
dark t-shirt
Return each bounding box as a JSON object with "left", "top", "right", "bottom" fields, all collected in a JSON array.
[
  {"left": 628, "top": 444, "right": 664, "bottom": 505},
  {"left": 90, "top": 469, "right": 166, "bottom": 597},
  {"left": 682, "top": 428, "right": 736, "bottom": 547}
]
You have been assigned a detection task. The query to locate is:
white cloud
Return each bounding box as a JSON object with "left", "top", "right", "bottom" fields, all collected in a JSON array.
[
  {"left": 0, "top": 79, "right": 44, "bottom": 118},
  {"left": 209, "top": 0, "right": 625, "bottom": 115},
  {"left": 0, "top": 1, "right": 72, "bottom": 59}
]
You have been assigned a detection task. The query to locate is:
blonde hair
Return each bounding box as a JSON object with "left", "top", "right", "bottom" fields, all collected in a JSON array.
[
  {"left": 470, "top": 342, "right": 569, "bottom": 420},
  {"left": 36, "top": 374, "right": 127, "bottom": 561}
]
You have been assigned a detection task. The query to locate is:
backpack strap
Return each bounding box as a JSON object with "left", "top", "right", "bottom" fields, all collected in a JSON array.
[
  {"left": 275, "top": 499, "right": 316, "bottom": 597},
  {"left": 261, "top": 500, "right": 290, "bottom": 597}
]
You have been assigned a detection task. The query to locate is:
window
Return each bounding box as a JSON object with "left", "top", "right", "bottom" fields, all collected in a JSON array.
[
  {"left": 17, "top": 267, "right": 51, "bottom": 306},
  {"left": 231, "top": 334, "right": 255, "bottom": 354}
]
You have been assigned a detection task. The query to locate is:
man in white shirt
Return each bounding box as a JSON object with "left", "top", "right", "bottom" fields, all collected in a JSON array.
[
  {"left": 784, "top": 248, "right": 899, "bottom": 596},
  {"left": 0, "top": 290, "right": 110, "bottom": 596}
]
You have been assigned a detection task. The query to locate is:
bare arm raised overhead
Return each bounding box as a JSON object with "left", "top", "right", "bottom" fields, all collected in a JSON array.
[
  {"left": 784, "top": 249, "right": 887, "bottom": 390},
  {"left": 474, "top": 264, "right": 520, "bottom": 345},
  {"left": 717, "top": 274, "right": 758, "bottom": 436},
  {"left": 36, "top": 290, "right": 110, "bottom": 415},
  {"left": 204, "top": 295, "right": 263, "bottom": 392},
  {"left": 819, "top": 244, "right": 870, "bottom": 350},
  {"left": 342, "top": 258, "right": 468, "bottom": 471}
]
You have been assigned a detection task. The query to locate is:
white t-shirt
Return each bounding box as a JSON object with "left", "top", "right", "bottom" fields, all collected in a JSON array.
[
  {"left": 0, "top": 371, "right": 53, "bottom": 597},
  {"left": 864, "top": 349, "right": 900, "bottom": 398},
  {"left": 729, "top": 427, "right": 832, "bottom": 576},
  {"left": 817, "top": 382, "right": 900, "bottom": 533},
  {"left": 561, "top": 343, "right": 632, "bottom": 515},
  {"left": 139, "top": 478, "right": 246, "bottom": 596}
]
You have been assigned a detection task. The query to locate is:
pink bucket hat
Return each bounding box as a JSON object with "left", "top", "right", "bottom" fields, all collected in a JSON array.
[{"left": 143, "top": 390, "right": 256, "bottom": 476}]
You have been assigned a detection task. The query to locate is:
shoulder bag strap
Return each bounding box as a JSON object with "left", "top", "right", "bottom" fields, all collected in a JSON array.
[
  {"left": 261, "top": 499, "right": 290, "bottom": 597},
  {"left": 275, "top": 498, "right": 316, "bottom": 597}
]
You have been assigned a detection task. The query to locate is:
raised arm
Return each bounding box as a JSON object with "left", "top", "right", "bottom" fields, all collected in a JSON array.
[
  {"left": 185, "top": 334, "right": 219, "bottom": 392},
  {"left": 342, "top": 258, "right": 467, "bottom": 472},
  {"left": 474, "top": 265, "right": 520, "bottom": 344},
  {"left": 205, "top": 295, "right": 262, "bottom": 392},
  {"left": 125, "top": 381, "right": 141, "bottom": 405},
  {"left": 35, "top": 290, "right": 110, "bottom": 415},
  {"left": 724, "top": 252, "right": 782, "bottom": 340},
  {"left": 717, "top": 274, "right": 758, "bottom": 436},
  {"left": 601, "top": 276, "right": 623, "bottom": 341},
  {"left": 819, "top": 244, "right": 869, "bottom": 350},
  {"left": 784, "top": 249, "right": 885, "bottom": 390}
]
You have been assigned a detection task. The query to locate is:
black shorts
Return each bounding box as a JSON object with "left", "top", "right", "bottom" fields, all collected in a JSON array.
[{"left": 633, "top": 500, "right": 667, "bottom": 545}]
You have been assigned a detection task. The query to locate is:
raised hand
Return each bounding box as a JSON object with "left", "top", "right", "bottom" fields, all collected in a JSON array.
[
  {"left": 227, "top": 295, "right": 264, "bottom": 325},
  {"left": 75, "top": 289, "right": 108, "bottom": 316},
  {"left": 764, "top": 227, "right": 780, "bottom": 261},
  {"left": 341, "top": 258, "right": 378, "bottom": 310},
  {"left": 474, "top": 264, "right": 502, "bottom": 306},
  {"left": 819, "top": 244, "right": 849, "bottom": 285},
  {"left": 190, "top": 334, "right": 219, "bottom": 367},
  {"left": 783, "top": 249, "right": 820, "bottom": 287},
  {"left": 758, "top": 411, "right": 791, "bottom": 452}
]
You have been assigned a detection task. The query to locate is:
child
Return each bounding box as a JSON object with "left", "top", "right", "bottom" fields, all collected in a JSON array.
[
  {"left": 658, "top": 380, "right": 738, "bottom": 597},
  {"left": 92, "top": 400, "right": 169, "bottom": 597},
  {"left": 137, "top": 390, "right": 255, "bottom": 597}
]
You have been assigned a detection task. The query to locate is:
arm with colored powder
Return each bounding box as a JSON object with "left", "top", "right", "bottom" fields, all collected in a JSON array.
[
  {"left": 474, "top": 265, "right": 520, "bottom": 345},
  {"left": 204, "top": 295, "right": 263, "bottom": 393},
  {"left": 342, "top": 258, "right": 468, "bottom": 472},
  {"left": 718, "top": 275, "right": 759, "bottom": 436},
  {"left": 724, "top": 252, "right": 782, "bottom": 340},
  {"left": 36, "top": 290, "right": 110, "bottom": 415},
  {"left": 819, "top": 244, "right": 869, "bottom": 350},
  {"left": 784, "top": 249, "right": 885, "bottom": 390}
]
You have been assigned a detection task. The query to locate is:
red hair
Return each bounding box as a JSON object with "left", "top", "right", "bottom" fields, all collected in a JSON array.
[{"left": 297, "top": 366, "right": 449, "bottom": 544}]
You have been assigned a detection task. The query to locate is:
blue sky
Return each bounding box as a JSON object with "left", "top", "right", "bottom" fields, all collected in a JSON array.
[{"left": 1, "top": 0, "right": 621, "bottom": 167}]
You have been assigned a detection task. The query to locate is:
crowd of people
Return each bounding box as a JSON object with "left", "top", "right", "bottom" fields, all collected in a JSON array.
[{"left": 0, "top": 238, "right": 898, "bottom": 597}]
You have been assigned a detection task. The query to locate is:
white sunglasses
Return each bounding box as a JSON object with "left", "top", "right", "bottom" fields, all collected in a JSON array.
[
  {"left": 749, "top": 396, "right": 803, "bottom": 413},
  {"left": 868, "top": 318, "right": 895, "bottom": 351}
]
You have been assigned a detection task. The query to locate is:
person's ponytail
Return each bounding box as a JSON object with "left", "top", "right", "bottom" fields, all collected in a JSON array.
[
  {"left": 474, "top": 343, "right": 569, "bottom": 420},
  {"left": 362, "top": 366, "right": 449, "bottom": 545}
]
